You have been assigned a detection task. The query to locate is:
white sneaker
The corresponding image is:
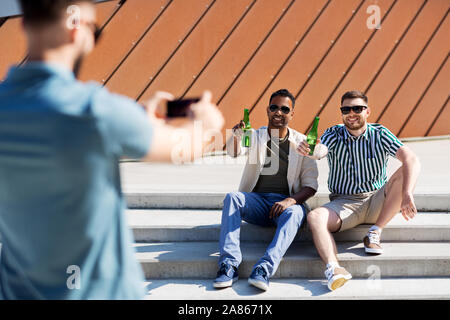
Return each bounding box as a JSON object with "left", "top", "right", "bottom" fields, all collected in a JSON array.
[
  {"left": 325, "top": 265, "right": 352, "bottom": 291},
  {"left": 364, "top": 230, "right": 383, "bottom": 254}
]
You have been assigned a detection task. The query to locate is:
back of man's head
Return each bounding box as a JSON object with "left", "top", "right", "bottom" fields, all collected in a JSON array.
[{"left": 20, "top": 0, "right": 94, "bottom": 27}]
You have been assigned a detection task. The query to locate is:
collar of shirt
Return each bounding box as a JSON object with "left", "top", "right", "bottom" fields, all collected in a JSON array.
[
  {"left": 5, "top": 61, "right": 76, "bottom": 84},
  {"left": 341, "top": 124, "right": 372, "bottom": 142}
]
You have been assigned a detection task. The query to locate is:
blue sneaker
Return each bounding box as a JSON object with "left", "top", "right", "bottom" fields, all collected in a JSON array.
[
  {"left": 248, "top": 266, "right": 269, "bottom": 291},
  {"left": 213, "top": 263, "right": 238, "bottom": 289}
]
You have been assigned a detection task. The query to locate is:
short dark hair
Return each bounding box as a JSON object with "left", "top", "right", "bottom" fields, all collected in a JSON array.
[
  {"left": 270, "top": 89, "right": 295, "bottom": 109},
  {"left": 19, "top": 0, "right": 93, "bottom": 27},
  {"left": 341, "top": 90, "right": 368, "bottom": 105}
]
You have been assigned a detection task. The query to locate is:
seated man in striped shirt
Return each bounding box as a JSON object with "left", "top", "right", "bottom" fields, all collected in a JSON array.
[{"left": 297, "top": 90, "right": 421, "bottom": 291}]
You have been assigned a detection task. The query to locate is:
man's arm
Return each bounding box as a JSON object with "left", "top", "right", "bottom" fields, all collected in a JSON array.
[{"left": 395, "top": 145, "right": 421, "bottom": 220}]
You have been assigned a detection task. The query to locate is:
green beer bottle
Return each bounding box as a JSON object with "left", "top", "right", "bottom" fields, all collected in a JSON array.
[
  {"left": 307, "top": 116, "right": 320, "bottom": 155},
  {"left": 242, "top": 108, "right": 252, "bottom": 148}
]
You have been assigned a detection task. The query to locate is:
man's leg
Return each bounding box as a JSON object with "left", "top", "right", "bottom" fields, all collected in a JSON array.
[
  {"left": 364, "top": 167, "right": 408, "bottom": 254},
  {"left": 255, "top": 204, "right": 306, "bottom": 277},
  {"left": 306, "top": 207, "right": 341, "bottom": 264},
  {"left": 307, "top": 207, "right": 352, "bottom": 290},
  {"left": 373, "top": 167, "right": 404, "bottom": 229},
  {"left": 218, "top": 191, "right": 271, "bottom": 268}
]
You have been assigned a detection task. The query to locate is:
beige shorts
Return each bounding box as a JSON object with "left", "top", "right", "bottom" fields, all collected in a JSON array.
[{"left": 322, "top": 185, "right": 387, "bottom": 232}]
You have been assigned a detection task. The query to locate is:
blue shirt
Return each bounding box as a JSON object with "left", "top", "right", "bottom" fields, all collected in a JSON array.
[
  {"left": 320, "top": 123, "right": 404, "bottom": 194},
  {"left": 0, "top": 62, "right": 152, "bottom": 299}
]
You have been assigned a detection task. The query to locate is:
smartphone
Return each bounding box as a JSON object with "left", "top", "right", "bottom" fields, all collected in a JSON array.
[{"left": 166, "top": 98, "right": 200, "bottom": 118}]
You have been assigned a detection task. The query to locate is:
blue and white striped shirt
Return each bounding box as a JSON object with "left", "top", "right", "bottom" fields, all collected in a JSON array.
[{"left": 320, "top": 123, "right": 404, "bottom": 195}]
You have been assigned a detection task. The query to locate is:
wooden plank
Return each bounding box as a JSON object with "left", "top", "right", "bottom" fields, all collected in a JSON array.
[
  {"left": 399, "top": 56, "right": 450, "bottom": 138},
  {"left": 182, "top": 0, "right": 293, "bottom": 103},
  {"left": 216, "top": 0, "right": 328, "bottom": 135},
  {"left": 0, "top": 17, "right": 26, "bottom": 80},
  {"left": 378, "top": 11, "right": 450, "bottom": 135},
  {"left": 288, "top": 0, "right": 396, "bottom": 135},
  {"left": 245, "top": 0, "right": 362, "bottom": 131},
  {"left": 79, "top": 0, "right": 169, "bottom": 82},
  {"left": 137, "top": 0, "right": 254, "bottom": 102},
  {"left": 104, "top": 0, "right": 214, "bottom": 99},
  {"left": 311, "top": 0, "right": 425, "bottom": 137},
  {"left": 427, "top": 97, "right": 450, "bottom": 137},
  {"left": 365, "top": 0, "right": 449, "bottom": 123}
]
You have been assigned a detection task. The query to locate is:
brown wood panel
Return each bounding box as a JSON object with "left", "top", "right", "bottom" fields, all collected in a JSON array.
[
  {"left": 378, "top": 11, "right": 450, "bottom": 135},
  {"left": 137, "top": 0, "right": 254, "bottom": 102},
  {"left": 216, "top": 0, "right": 328, "bottom": 133},
  {"left": 79, "top": 0, "right": 169, "bottom": 82},
  {"left": 0, "top": 17, "right": 26, "bottom": 80},
  {"left": 365, "top": 0, "right": 449, "bottom": 122},
  {"left": 289, "top": 0, "right": 395, "bottom": 135},
  {"left": 95, "top": 0, "right": 120, "bottom": 27},
  {"left": 105, "top": 0, "right": 213, "bottom": 99},
  {"left": 427, "top": 97, "right": 450, "bottom": 136},
  {"left": 316, "top": 0, "right": 425, "bottom": 137},
  {"left": 183, "top": 0, "right": 293, "bottom": 103},
  {"left": 247, "top": 0, "right": 362, "bottom": 131},
  {"left": 399, "top": 56, "right": 450, "bottom": 137}
]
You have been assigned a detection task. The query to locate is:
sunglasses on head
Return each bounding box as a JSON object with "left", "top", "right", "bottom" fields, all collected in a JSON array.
[
  {"left": 340, "top": 105, "right": 367, "bottom": 115},
  {"left": 269, "top": 104, "right": 291, "bottom": 114}
]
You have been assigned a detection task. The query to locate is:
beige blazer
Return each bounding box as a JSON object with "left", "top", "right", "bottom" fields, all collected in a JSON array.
[{"left": 230, "top": 126, "right": 319, "bottom": 195}]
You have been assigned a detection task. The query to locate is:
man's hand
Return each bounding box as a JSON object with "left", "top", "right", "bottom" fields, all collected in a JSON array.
[
  {"left": 269, "top": 197, "right": 297, "bottom": 219},
  {"left": 401, "top": 192, "right": 417, "bottom": 221},
  {"left": 143, "top": 91, "right": 174, "bottom": 125},
  {"left": 231, "top": 120, "right": 245, "bottom": 138},
  {"left": 189, "top": 90, "right": 225, "bottom": 132},
  {"left": 296, "top": 140, "right": 327, "bottom": 160}
]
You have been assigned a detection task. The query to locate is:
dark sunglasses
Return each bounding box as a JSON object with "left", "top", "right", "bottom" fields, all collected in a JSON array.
[
  {"left": 340, "top": 105, "right": 367, "bottom": 115},
  {"left": 269, "top": 104, "right": 291, "bottom": 114},
  {"left": 93, "top": 24, "right": 102, "bottom": 43}
]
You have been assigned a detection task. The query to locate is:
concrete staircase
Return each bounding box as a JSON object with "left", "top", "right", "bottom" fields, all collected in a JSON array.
[
  {"left": 123, "top": 139, "right": 450, "bottom": 299},
  {"left": 126, "top": 191, "right": 450, "bottom": 300}
]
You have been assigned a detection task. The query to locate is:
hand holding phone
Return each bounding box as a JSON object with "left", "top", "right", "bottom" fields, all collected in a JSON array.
[{"left": 166, "top": 98, "right": 200, "bottom": 118}]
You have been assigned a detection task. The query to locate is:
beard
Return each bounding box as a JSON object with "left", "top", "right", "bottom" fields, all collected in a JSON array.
[
  {"left": 343, "top": 116, "right": 366, "bottom": 131},
  {"left": 73, "top": 55, "right": 84, "bottom": 78}
]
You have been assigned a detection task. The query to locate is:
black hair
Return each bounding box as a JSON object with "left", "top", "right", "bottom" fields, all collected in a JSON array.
[
  {"left": 269, "top": 89, "right": 295, "bottom": 109},
  {"left": 341, "top": 90, "right": 368, "bottom": 105},
  {"left": 19, "top": 0, "right": 93, "bottom": 27}
]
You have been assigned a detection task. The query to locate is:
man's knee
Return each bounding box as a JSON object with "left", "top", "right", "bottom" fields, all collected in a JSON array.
[
  {"left": 277, "top": 205, "right": 305, "bottom": 227},
  {"left": 307, "top": 207, "right": 342, "bottom": 233},
  {"left": 224, "top": 191, "right": 243, "bottom": 205}
]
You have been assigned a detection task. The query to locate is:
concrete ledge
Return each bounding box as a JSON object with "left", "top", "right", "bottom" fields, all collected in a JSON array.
[
  {"left": 143, "top": 277, "right": 450, "bottom": 300},
  {"left": 128, "top": 210, "right": 450, "bottom": 242},
  {"left": 126, "top": 192, "right": 450, "bottom": 211},
  {"left": 135, "top": 241, "right": 450, "bottom": 279}
]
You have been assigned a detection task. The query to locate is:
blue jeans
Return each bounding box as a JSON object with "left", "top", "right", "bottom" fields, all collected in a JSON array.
[{"left": 218, "top": 192, "right": 306, "bottom": 277}]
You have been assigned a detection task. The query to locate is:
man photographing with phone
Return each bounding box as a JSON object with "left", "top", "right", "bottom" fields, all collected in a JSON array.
[{"left": 0, "top": 0, "right": 223, "bottom": 299}]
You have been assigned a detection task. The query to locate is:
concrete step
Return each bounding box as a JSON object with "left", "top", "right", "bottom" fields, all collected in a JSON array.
[
  {"left": 143, "top": 277, "right": 450, "bottom": 300},
  {"left": 127, "top": 210, "right": 450, "bottom": 242},
  {"left": 135, "top": 241, "right": 450, "bottom": 279},
  {"left": 125, "top": 192, "right": 450, "bottom": 211}
]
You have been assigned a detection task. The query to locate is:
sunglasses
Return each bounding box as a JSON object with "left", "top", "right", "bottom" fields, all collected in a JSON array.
[
  {"left": 269, "top": 104, "right": 291, "bottom": 114},
  {"left": 340, "top": 105, "right": 367, "bottom": 115},
  {"left": 93, "top": 24, "right": 102, "bottom": 43}
]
